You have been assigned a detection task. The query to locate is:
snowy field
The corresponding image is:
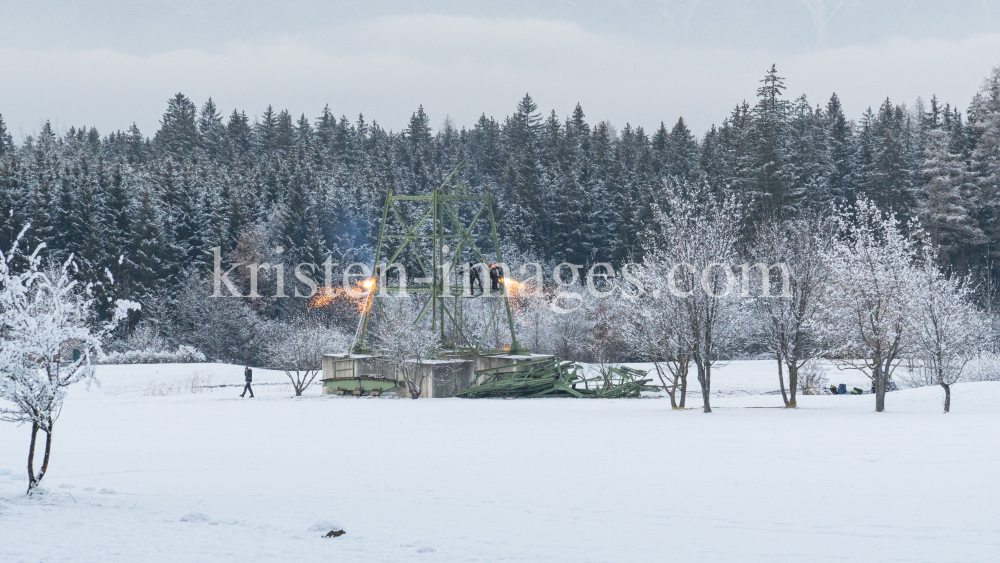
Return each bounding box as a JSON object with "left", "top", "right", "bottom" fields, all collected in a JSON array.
[{"left": 1, "top": 361, "right": 998, "bottom": 562}]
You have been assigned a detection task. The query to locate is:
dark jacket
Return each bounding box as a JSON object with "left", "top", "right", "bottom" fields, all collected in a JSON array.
[{"left": 244, "top": 368, "right": 253, "bottom": 383}]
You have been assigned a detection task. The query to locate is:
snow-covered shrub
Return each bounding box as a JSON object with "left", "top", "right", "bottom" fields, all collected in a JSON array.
[
  {"left": 269, "top": 323, "right": 349, "bottom": 396},
  {"left": 797, "top": 361, "right": 829, "bottom": 395},
  {"left": 963, "top": 351, "right": 1000, "bottom": 382},
  {"left": 120, "top": 323, "right": 168, "bottom": 355},
  {"left": 101, "top": 345, "right": 207, "bottom": 364}
]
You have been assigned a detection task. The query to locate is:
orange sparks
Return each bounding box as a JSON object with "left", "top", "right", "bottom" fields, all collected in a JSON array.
[
  {"left": 308, "top": 278, "right": 376, "bottom": 314},
  {"left": 502, "top": 278, "right": 527, "bottom": 293}
]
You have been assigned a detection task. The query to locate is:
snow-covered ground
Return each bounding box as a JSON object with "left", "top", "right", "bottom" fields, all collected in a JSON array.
[{"left": 1, "top": 361, "right": 997, "bottom": 562}]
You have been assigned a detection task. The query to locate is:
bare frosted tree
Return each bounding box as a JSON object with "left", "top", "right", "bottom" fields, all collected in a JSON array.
[
  {"left": 750, "top": 216, "right": 832, "bottom": 407},
  {"left": 814, "top": 200, "right": 918, "bottom": 412},
  {"left": 618, "top": 260, "right": 692, "bottom": 408},
  {"left": 270, "top": 323, "right": 350, "bottom": 396},
  {"left": 909, "top": 244, "right": 989, "bottom": 412},
  {"left": 0, "top": 229, "right": 137, "bottom": 494},
  {"left": 372, "top": 296, "right": 442, "bottom": 399},
  {"left": 644, "top": 184, "right": 744, "bottom": 413}
]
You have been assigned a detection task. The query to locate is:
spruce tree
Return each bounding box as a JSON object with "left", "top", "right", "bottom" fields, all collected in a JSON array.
[
  {"left": 500, "top": 95, "right": 543, "bottom": 251},
  {"left": 295, "top": 114, "right": 313, "bottom": 150},
  {"left": 198, "top": 98, "right": 226, "bottom": 160},
  {"left": 172, "top": 163, "right": 208, "bottom": 265},
  {"left": 968, "top": 66, "right": 1000, "bottom": 264},
  {"left": 403, "top": 105, "right": 437, "bottom": 195},
  {"left": 786, "top": 95, "right": 834, "bottom": 210},
  {"left": 256, "top": 105, "right": 279, "bottom": 154},
  {"left": 751, "top": 64, "right": 793, "bottom": 221},
  {"left": 918, "top": 129, "right": 984, "bottom": 267},
  {"left": 825, "top": 93, "right": 856, "bottom": 206},
  {"left": 0, "top": 130, "right": 24, "bottom": 254},
  {"left": 154, "top": 93, "right": 201, "bottom": 160},
  {"left": 227, "top": 109, "right": 252, "bottom": 159},
  {"left": 127, "top": 182, "right": 168, "bottom": 296},
  {"left": 666, "top": 117, "right": 699, "bottom": 181},
  {"left": 275, "top": 110, "right": 294, "bottom": 152},
  {"left": 104, "top": 163, "right": 133, "bottom": 284},
  {"left": 0, "top": 113, "right": 12, "bottom": 156},
  {"left": 859, "top": 99, "right": 917, "bottom": 222}
]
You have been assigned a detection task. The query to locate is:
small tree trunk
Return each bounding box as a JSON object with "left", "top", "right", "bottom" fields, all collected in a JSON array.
[
  {"left": 26, "top": 422, "right": 39, "bottom": 493},
  {"left": 38, "top": 427, "right": 53, "bottom": 485},
  {"left": 940, "top": 381, "right": 951, "bottom": 413},
  {"left": 874, "top": 362, "right": 886, "bottom": 412},
  {"left": 404, "top": 368, "right": 421, "bottom": 399},
  {"left": 679, "top": 366, "right": 688, "bottom": 408},
  {"left": 26, "top": 420, "right": 53, "bottom": 495},
  {"left": 787, "top": 362, "right": 798, "bottom": 408},
  {"left": 295, "top": 371, "right": 304, "bottom": 396},
  {"left": 653, "top": 363, "right": 677, "bottom": 408},
  {"left": 777, "top": 357, "right": 789, "bottom": 407},
  {"left": 696, "top": 362, "right": 712, "bottom": 413}
]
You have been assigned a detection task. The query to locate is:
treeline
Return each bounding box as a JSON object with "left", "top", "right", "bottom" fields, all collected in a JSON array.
[{"left": 0, "top": 65, "right": 998, "bottom": 355}]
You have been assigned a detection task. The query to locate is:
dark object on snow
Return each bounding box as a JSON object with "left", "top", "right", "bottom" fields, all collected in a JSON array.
[
  {"left": 241, "top": 366, "right": 254, "bottom": 398},
  {"left": 829, "top": 385, "right": 838, "bottom": 394},
  {"left": 870, "top": 378, "right": 899, "bottom": 394},
  {"left": 324, "top": 530, "right": 346, "bottom": 538},
  {"left": 851, "top": 387, "right": 864, "bottom": 395},
  {"left": 837, "top": 383, "right": 847, "bottom": 395},
  {"left": 469, "top": 262, "right": 483, "bottom": 295}
]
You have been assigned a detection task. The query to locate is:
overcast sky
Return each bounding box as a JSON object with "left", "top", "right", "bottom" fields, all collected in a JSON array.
[{"left": 2, "top": 1, "right": 999, "bottom": 140}]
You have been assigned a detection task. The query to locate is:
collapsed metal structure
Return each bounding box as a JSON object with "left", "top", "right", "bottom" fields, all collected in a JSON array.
[
  {"left": 351, "top": 168, "right": 526, "bottom": 355},
  {"left": 456, "top": 359, "right": 658, "bottom": 399}
]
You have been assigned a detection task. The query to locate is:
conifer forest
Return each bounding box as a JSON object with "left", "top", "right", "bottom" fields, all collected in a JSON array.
[{"left": 2, "top": 65, "right": 999, "bottom": 364}]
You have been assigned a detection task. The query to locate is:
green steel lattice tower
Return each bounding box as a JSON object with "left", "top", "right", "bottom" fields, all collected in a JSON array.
[{"left": 350, "top": 168, "right": 525, "bottom": 356}]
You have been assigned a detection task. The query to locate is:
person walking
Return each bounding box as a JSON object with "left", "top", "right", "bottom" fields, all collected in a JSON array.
[{"left": 240, "top": 365, "right": 254, "bottom": 398}]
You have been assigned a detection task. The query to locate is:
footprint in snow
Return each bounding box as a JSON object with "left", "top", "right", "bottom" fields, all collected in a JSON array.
[
  {"left": 59, "top": 484, "right": 75, "bottom": 489},
  {"left": 99, "top": 488, "right": 116, "bottom": 495}
]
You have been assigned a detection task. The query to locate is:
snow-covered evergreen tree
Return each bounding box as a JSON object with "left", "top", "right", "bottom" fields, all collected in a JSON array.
[
  {"left": 198, "top": 98, "right": 226, "bottom": 160},
  {"left": 154, "top": 93, "right": 200, "bottom": 160},
  {"left": 917, "top": 129, "right": 984, "bottom": 267}
]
